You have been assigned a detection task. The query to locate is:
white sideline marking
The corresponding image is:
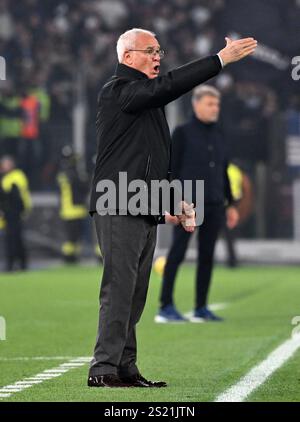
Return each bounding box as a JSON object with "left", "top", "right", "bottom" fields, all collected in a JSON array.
[
  {"left": 0, "top": 356, "right": 81, "bottom": 361},
  {"left": 60, "top": 362, "right": 85, "bottom": 367},
  {"left": 30, "top": 374, "right": 61, "bottom": 379},
  {"left": 0, "top": 357, "right": 91, "bottom": 400},
  {"left": 215, "top": 335, "right": 300, "bottom": 402},
  {"left": 0, "top": 389, "right": 21, "bottom": 397},
  {"left": 15, "top": 381, "right": 42, "bottom": 385}
]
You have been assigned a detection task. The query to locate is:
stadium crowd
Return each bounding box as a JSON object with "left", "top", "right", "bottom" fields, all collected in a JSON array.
[{"left": 0, "top": 0, "right": 299, "bottom": 240}]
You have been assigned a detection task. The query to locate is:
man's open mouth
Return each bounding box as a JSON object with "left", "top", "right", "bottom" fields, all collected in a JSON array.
[{"left": 153, "top": 65, "right": 160, "bottom": 73}]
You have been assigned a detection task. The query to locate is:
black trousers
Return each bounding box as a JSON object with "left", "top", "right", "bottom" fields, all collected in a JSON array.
[
  {"left": 61, "top": 219, "right": 84, "bottom": 261},
  {"left": 223, "top": 224, "right": 238, "bottom": 267},
  {"left": 4, "top": 216, "right": 27, "bottom": 272},
  {"left": 64, "top": 219, "right": 82, "bottom": 243},
  {"left": 160, "top": 204, "right": 225, "bottom": 310},
  {"left": 89, "top": 214, "right": 157, "bottom": 377}
]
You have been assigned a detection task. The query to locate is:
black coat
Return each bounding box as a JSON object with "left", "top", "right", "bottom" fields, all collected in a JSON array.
[
  {"left": 0, "top": 182, "right": 24, "bottom": 221},
  {"left": 90, "top": 56, "right": 222, "bottom": 220},
  {"left": 171, "top": 116, "right": 233, "bottom": 206}
]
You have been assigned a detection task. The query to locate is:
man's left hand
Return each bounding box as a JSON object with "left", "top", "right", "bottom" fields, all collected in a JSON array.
[
  {"left": 165, "top": 202, "right": 196, "bottom": 233},
  {"left": 178, "top": 201, "right": 196, "bottom": 232},
  {"left": 226, "top": 206, "right": 239, "bottom": 230}
]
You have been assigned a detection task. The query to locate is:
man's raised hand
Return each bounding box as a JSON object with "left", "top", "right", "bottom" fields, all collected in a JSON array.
[{"left": 218, "top": 37, "right": 257, "bottom": 66}]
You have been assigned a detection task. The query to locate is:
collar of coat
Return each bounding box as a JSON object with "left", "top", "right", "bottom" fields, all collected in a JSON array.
[{"left": 115, "top": 63, "right": 148, "bottom": 80}]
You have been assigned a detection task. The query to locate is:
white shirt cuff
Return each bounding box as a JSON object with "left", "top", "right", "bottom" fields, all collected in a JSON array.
[{"left": 217, "top": 53, "right": 224, "bottom": 68}]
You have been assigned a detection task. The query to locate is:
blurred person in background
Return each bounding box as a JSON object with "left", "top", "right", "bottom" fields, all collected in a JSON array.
[
  {"left": 0, "top": 155, "right": 31, "bottom": 272},
  {"left": 18, "top": 89, "right": 41, "bottom": 187},
  {"left": 0, "top": 81, "right": 22, "bottom": 160},
  {"left": 156, "top": 85, "right": 240, "bottom": 324},
  {"left": 56, "top": 145, "right": 88, "bottom": 263},
  {"left": 28, "top": 72, "right": 51, "bottom": 187},
  {"left": 223, "top": 162, "right": 254, "bottom": 267}
]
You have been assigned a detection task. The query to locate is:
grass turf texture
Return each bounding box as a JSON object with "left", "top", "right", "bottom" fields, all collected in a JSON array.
[{"left": 0, "top": 264, "right": 299, "bottom": 402}]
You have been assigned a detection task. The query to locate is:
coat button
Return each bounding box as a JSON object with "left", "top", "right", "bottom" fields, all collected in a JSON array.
[{"left": 209, "top": 161, "right": 215, "bottom": 168}]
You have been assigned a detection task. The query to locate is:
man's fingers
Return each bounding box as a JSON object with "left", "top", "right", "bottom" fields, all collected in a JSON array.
[
  {"left": 185, "top": 227, "right": 195, "bottom": 233},
  {"left": 244, "top": 46, "right": 257, "bottom": 54},
  {"left": 233, "top": 40, "right": 257, "bottom": 51},
  {"left": 234, "top": 37, "right": 256, "bottom": 45},
  {"left": 241, "top": 42, "right": 257, "bottom": 50},
  {"left": 182, "top": 221, "right": 195, "bottom": 233},
  {"left": 240, "top": 46, "right": 257, "bottom": 57},
  {"left": 241, "top": 40, "right": 257, "bottom": 49},
  {"left": 235, "top": 41, "right": 257, "bottom": 52},
  {"left": 182, "top": 202, "right": 195, "bottom": 216},
  {"left": 233, "top": 42, "right": 257, "bottom": 59}
]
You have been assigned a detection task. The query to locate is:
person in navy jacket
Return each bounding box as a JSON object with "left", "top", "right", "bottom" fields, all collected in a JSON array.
[{"left": 156, "top": 85, "right": 240, "bottom": 323}]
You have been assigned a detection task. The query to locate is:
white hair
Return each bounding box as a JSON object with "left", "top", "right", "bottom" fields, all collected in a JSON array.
[{"left": 116, "top": 28, "right": 156, "bottom": 63}]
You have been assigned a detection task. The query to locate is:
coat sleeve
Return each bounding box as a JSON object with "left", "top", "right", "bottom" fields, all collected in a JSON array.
[
  {"left": 171, "top": 126, "right": 185, "bottom": 180},
  {"left": 115, "top": 56, "right": 222, "bottom": 113}
]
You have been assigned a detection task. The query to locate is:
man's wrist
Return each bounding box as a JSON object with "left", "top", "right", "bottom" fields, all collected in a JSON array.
[{"left": 217, "top": 53, "right": 225, "bottom": 68}]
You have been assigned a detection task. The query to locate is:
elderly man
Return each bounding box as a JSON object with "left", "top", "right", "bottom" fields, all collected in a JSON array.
[
  {"left": 88, "top": 28, "right": 257, "bottom": 388},
  {"left": 156, "top": 85, "right": 239, "bottom": 324}
]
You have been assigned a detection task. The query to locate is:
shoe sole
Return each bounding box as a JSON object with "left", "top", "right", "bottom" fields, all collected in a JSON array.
[
  {"left": 185, "top": 311, "right": 224, "bottom": 323},
  {"left": 126, "top": 383, "right": 167, "bottom": 388},
  {"left": 154, "top": 315, "right": 187, "bottom": 323},
  {"left": 188, "top": 316, "right": 206, "bottom": 323},
  {"left": 88, "top": 381, "right": 166, "bottom": 388},
  {"left": 189, "top": 317, "right": 224, "bottom": 323},
  {"left": 88, "top": 383, "right": 134, "bottom": 388}
]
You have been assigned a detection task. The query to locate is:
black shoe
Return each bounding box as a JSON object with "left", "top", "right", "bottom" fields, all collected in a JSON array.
[
  {"left": 87, "top": 374, "right": 133, "bottom": 388},
  {"left": 120, "top": 373, "right": 167, "bottom": 388}
]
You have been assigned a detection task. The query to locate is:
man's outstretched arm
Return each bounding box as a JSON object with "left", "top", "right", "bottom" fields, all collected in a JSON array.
[{"left": 116, "top": 37, "right": 257, "bottom": 113}]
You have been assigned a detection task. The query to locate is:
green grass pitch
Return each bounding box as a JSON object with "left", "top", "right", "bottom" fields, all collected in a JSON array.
[{"left": 0, "top": 264, "right": 299, "bottom": 402}]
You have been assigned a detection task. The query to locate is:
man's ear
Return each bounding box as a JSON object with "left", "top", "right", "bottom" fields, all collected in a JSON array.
[{"left": 123, "top": 51, "right": 133, "bottom": 65}]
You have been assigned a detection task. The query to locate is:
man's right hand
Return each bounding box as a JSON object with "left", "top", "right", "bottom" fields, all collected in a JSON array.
[
  {"left": 178, "top": 201, "right": 196, "bottom": 233},
  {"left": 165, "top": 201, "right": 196, "bottom": 233},
  {"left": 218, "top": 37, "right": 257, "bottom": 66}
]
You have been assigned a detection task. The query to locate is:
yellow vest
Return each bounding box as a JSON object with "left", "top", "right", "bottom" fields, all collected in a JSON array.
[
  {"left": 57, "top": 172, "right": 87, "bottom": 220},
  {"left": 0, "top": 215, "right": 5, "bottom": 229},
  {"left": 227, "top": 164, "right": 243, "bottom": 201},
  {"left": 1, "top": 169, "right": 32, "bottom": 212}
]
